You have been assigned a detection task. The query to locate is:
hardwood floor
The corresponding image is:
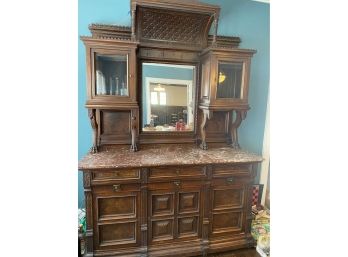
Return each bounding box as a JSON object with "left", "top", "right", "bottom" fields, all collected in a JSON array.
[{"left": 209, "top": 248, "right": 261, "bottom": 257}]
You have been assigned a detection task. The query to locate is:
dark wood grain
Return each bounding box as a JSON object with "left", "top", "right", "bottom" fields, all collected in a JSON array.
[
  {"left": 79, "top": 1, "right": 262, "bottom": 256},
  {"left": 209, "top": 248, "right": 261, "bottom": 257}
]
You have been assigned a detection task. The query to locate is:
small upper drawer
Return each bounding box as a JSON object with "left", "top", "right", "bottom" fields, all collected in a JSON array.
[
  {"left": 92, "top": 169, "right": 141, "bottom": 184},
  {"left": 212, "top": 164, "right": 251, "bottom": 178},
  {"left": 149, "top": 166, "right": 206, "bottom": 181}
]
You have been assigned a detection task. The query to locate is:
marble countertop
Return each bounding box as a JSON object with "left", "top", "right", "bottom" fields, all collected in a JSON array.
[{"left": 78, "top": 144, "right": 263, "bottom": 170}]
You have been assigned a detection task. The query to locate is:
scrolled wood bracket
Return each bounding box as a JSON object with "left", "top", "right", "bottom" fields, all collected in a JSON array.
[
  {"left": 200, "top": 109, "right": 213, "bottom": 150},
  {"left": 130, "top": 115, "right": 138, "bottom": 152},
  {"left": 88, "top": 109, "right": 98, "bottom": 153},
  {"left": 229, "top": 109, "right": 247, "bottom": 149}
]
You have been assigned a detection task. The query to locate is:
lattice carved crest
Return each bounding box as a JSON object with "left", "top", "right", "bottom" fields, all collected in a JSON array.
[{"left": 138, "top": 7, "right": 211, "bottom": 47}]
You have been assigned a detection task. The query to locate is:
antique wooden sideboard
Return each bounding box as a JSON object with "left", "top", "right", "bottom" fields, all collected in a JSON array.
[{"left": 79, "top": 1, "right": 263, "bottom": 256}]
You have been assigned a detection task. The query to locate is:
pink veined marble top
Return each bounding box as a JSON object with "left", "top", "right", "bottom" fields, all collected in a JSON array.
[{"left": 78, "top": 144, "right": 263, "bottom": 170}]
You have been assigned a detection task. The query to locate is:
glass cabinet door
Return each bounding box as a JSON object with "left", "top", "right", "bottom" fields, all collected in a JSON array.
[
  {"left": 216, "top": 62, "right": 243, "bottom": 99},
  {"left": 95, "top": 54, "right": 128, "bottom": 96}
]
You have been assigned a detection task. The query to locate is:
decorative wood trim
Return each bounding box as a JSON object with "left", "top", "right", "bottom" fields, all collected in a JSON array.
[
  {"left": 87, "top": 23, "right": 241, "bottom": 49},
  {"left": 89, "top": 23, "right": 132, "bottom": 41},
  {"left": 208, "top": 35, "right": 241, "bottom": 48}
]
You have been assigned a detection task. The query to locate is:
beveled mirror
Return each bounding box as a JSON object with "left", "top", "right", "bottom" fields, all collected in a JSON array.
[{"left": 141, "top": 63, "right": 196, "bottom": 132}]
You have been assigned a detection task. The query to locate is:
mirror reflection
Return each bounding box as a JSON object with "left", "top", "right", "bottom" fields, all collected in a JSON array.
[{"left": 142, "top": 63, "right": 196, "bottom": 132}]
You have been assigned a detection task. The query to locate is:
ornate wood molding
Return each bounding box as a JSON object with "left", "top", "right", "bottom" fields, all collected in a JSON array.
[
  {"left": 88, "top": 23, "right": 241, "bottom": 49},
  {"left": 207, "top": 35, "right": 241, "bottom": 48},
  {"left": 89, "top": 23, "right": 132, "bottom": 41}
]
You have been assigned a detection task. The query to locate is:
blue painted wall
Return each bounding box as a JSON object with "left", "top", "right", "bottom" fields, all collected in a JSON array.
[{"left": 78, "top": 0, "right": 269, "bottom": 207}]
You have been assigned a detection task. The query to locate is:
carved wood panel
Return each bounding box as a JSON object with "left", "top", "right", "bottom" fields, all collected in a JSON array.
[
  {"left": 98, "top": 195, "right": 136, "bottom": 219},
  {"left": 152, "top": 193, "right": 174, "bottom": 216},
  {"left": 212, "top": 187, "right": 244, "bottom": 210},
  {"left": 178, "top": 192, "right": 199, "bottom": 214},
  {"left": 137, "top": 7, "right": 211, "bottom": 48},
  {"left": 101, "top": 110, "right": 131, "bottom": 135},
  {"left": 152, "top": 218, "right": 174, "bottom": 241},
  {"left": 211, "top": 211, "right": 242, "bottom": 234},
  {"left": 139, "top": 48, "right": 199, "bottom": 62},
  {"left": 148, "top": 181, "right": 203, "bottom": 244},
  {"left": 210, "top": 179, "right": 247, "bottom": 238},
  {"left": 98, "top": 221, "right": 137, "bottom": 246},
  {"left": 178, "top": 216, "right": 198, "bottom": 237}
]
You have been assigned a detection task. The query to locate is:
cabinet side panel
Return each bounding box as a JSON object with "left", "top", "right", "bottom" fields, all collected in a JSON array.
[{"left": 99, "top": 110, "right": 132, "bottom": 144}]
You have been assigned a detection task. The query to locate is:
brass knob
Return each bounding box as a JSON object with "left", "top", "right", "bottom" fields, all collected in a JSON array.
[
  {"left": 226, "top": 177, "right": 234, "bottom": 184},
  {"left": 174, "top": 181, "right": 181, "bottom": 187},
  {"left": 113, "top": 184, "right": 121, "bottom": 191}
]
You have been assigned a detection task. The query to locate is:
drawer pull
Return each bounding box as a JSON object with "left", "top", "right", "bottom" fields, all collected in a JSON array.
[
  {"left": 174, "top": 181, "right": 181, "bottom": 186},
  {"left": 226, "top": 177, "right": 234, "bottom": 183},
  {"left": 113, "top": 184, "right": 121, "bottom": 191}
]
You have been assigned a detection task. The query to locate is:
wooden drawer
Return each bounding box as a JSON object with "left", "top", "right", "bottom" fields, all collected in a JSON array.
[
  {"left": 212, "top": 164, "right": 251, "bottom": 178},
  {"left": 92, "top": 169, "right": 141, "bottom": 185},
  {"left": 211, "top": 175, "right": 252, "bottom": 186},
  {"left": 149, "top": 165, "right": 206, "bottom": 181}
]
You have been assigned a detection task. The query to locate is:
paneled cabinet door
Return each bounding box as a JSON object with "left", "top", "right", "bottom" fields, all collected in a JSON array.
[
  {"left": 148, "top": 181, "right": 203, "bottom": 244},
  {"left": 210, "top": 179, "right": 247, "bottom": 238},
  {"left": 92, "top": 184, "right": 141, "bottom": 250}
]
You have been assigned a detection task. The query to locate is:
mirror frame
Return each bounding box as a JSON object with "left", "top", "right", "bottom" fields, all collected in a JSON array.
[{"left": 138, "top": 58, "right": 200, "bottom": 143}]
